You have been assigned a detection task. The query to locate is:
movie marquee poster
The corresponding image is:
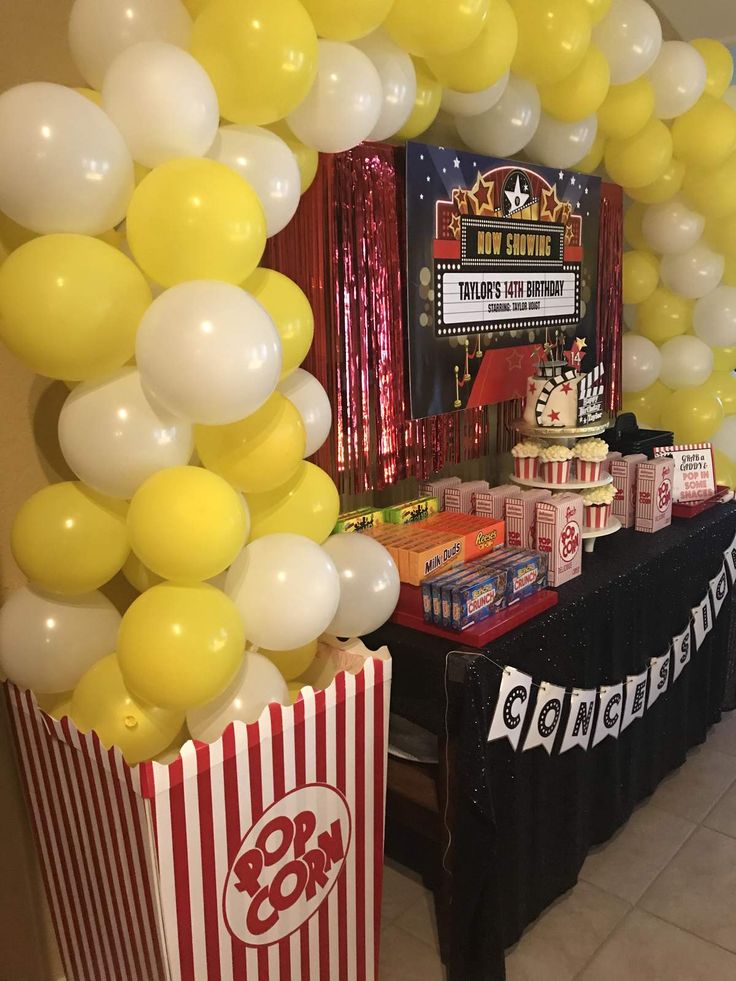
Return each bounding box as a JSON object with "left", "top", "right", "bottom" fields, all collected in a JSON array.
[{"left": 406, "top": 141, "right": 602, "bottom": 419}]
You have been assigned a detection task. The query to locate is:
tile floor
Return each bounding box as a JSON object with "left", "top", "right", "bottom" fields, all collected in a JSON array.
[{"left": 379, "top": 709, "right": 736, "bottom": 980}]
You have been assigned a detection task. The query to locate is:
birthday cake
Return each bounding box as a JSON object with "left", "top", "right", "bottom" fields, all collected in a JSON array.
[{"left": 523, "top": 334, "right": 605, "bottom": 429}]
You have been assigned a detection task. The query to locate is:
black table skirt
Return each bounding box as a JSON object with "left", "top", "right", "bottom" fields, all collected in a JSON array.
[{"left": 369, "top": 504, "right": 736, "bottom": 980}]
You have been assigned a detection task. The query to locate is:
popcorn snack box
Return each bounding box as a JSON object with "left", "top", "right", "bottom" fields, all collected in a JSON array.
[
  {"left": 474, "top": 484, "right": 518, "bottom": 520},
  {"left": 535, "top": 493, "right": 583, "bottom": 586},
  {"left": 5, "top": 640, "right": 391, "bottom": 981},
  {"left": 611, "top": 453, "right": 647, "bottom": 528},
  {"left": 505, "top": 489, "right": 551, "bottom": 549},
  {"left": 601, "top": 450, "right": 622, "bottom": 476},
  {"left": 383, "top": 496, "right": 439, "bottom": 524},
  {"left": 333, "top": 507, "right": 385, "bottom": 533},
  {"left": 635, "top": 458, "right": 674, "bottom": 533},
  {"left": 418, "top": 476, "right": 461, "bottom": 508},
  {"left": 443, "top": 480, "right": 490, "bottom": 514}
]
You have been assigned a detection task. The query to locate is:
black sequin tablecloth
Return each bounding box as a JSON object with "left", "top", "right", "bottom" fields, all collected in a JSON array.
[{"left": 368, "top": 504, "right": 736, "bottom": 980}]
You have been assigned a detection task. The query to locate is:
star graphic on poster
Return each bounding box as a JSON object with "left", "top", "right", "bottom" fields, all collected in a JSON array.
[
  {"left": 505, "top": 175, "right": 530, "bottom": 213},
  {"left": 561, "top": 382, "right": 572, "bottom": 394},
  {"left": 576, "top": 200, "right": 581, "bottom": 209},
  {"left": 549, "top": 410, "right": 561, "bottom": 422},
  {"left": 442, "top": 167, "right": 447, "bottom": 173},
  {"left": 565, "top": 223, "right": 575, "bottom": 244},
  {"left": 426, "top": 175, "right": 431, "bottom": 182},
  {"left": 469, "top": 172, "right": 495, "bottom": 215},
  {"left": 419, "top": 193, "right": 424, "bottom": 200},
  {"left": 570, "top": 175, "right": 576, "bottom": 186},
  {"left": 560, "top": 202, "right": 573, "bottom": 224},
  {"left": 506, "top": 350, "right": 523, "bottom": 370},
  {"left": 420, "top": 154, "right": 424, "bottom": 160},
  {"left": 558, "top": 171, "right": 564, "bottom": 180},
  {"left": 540, "top": 184, "right": 563, "bottom": 223},
  {"left": 448, "top": 212, "right": 461, "bottom": 238},
  {"left": 453, "top": 157, "right": 460, "bottom": 168},
  {"left": 585, "top": 187, "right": 589, "bottom": 195},
  {"left": 453, "top": 186, "right": 470, "bottom": 215}
]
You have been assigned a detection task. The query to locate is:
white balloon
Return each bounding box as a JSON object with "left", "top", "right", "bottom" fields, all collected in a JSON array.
[
  {"left": 226, "top": 535, "right": 340, "bottom": 651},
  {"left": 278, "top": 369, "right": 332, "bottom": 458},
  {"left": 723, "top": 86, "right": 736, "bottom": 112},
  {"left": 207, "top": 125, "right": 300, "bottom": 237},
  {"left": 0, "top": 587, "right": 120, "bottom": 694},
  {"left": 622, "top": 333, "right": 662, "bottom": 392},
  {"left": 712, "top": 415, "right": 736, "bottom": 463},
  {"left": 525, "top": 113, "right": 597, "bottom": 169},
  {"left": 641, "top": 197, "right": 705, "bottom": 255},
  {"left": 648, "top": 41, "right": 706, "bottom": 119},
  {"left": 623, "top": 303, "right": 638, "bottom": 329},
  {"left": 442, "top": 73, "right": 509, "bottom": 118},
  {"left": 354, "top": 30, "right": 416, "bottom": 141},
  {"left": 187, "top": 652, "right": 288, "bottom": 742},
  {"left": 322, "top": 534, "right": 400, "bottom": 638},
  {"left": 455, "top": 75, "right": 540, "bottom": 157},
  {"left": 593, "top": 0, "right": 662, "bottom": 85},
  {"left": 69, "top": 0, "right": 192, "bottom": 90},
  {"left": 59, "top": 367, "right": 194, "bottom": 499},
  {"left": 136, "top": 281, "right": 282, "bottom": 425},
  {"left": 102, "top": 42, "right": 218, "bottom": 169},
  {"left": 693, "top": 286, "right": 736, "bottom": 348},
  {"left": 660, "top": 242, "right": 725, "bottom": 300},
  {"left": 0, "top": 83, "right": 133, "bottom": 235},
  {"left": 659, "top": 335, "right": 714, "bottom": 389},
  {"left": 287, "top": 40, "right": 383, "bottom": 153}
]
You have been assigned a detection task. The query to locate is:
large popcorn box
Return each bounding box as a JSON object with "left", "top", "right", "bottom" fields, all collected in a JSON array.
[{"left": 6, "top": 641, "right": 391, "bottom": 981}]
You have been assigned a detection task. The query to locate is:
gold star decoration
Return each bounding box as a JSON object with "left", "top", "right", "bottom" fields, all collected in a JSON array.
[
  {"left": 448, "top": 212, "right": 461, "bottom": 239},
  {"left": 565, "top": 222, "right": 575, "bottom": 245},
  {"left": 540, "top": 184, "right": 563, "bottom": 223},
  {"left": 560, "top": 201, "right": 573, "bottom": 225},
  {"left": 452, "top": 187, "right": 470, "bottom": 215},
  {"left": 468, "top": 171, "right": 495, "bottom": 216},
  {"left": 575, "top": 337, "right": 588, "bottom": 351}
]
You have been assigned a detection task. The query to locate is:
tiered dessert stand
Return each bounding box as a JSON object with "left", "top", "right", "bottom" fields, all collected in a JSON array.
[{"left": 509, "top": 414, "right": 621, "bottom": 553}]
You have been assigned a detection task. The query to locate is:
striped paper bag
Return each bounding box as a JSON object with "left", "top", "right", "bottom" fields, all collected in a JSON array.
[{"left": 6, "top": 640, "right": 392, "bottom": 981}]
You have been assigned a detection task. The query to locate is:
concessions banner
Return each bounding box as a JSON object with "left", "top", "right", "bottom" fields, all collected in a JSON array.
[{"left": 405, "top": 141, "right": 601, "bottom": 419}]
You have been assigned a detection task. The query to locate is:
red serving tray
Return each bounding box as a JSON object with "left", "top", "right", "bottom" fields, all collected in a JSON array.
[
  {"left": 390, "top": 582, "right": 558, "bottom": 645},
  {"left": 672, "top": 485, "right": 730, "bottom": 519}
]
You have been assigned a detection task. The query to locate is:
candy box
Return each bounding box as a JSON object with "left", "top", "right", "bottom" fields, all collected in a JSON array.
[
  {"left": 418, "top": 476, "right": 461, "bottom": 508},
  {"left": 535, "top": 493, "right": 583, "bottom": 586},
  {"left": 474, "top": 484, "right": 518, "bottom": 520},
  {"left": 383, "top": 496, "right": 439, "bottom": 524},
  {"left": 452, "top": 567, "right": 509, "bottom": 631},
  {"left": 611, "top": 453, "right": 647, "bottom": 528},
  {"left": 444, "top": 481, "right": 490, "bottom": 514},
  {"left": 635, "top": 458, "right": 673, "bottom": 533},
  {"left": 505, "top": 489, "right": 551, "bottom": 549},
  {"left": 500, "top": 551, "right": 549, "bottom": 605},
  {"left": 333, "top": 507, "right": 384, "bottom": 533}
]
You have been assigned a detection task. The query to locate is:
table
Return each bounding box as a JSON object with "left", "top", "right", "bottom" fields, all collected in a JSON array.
[{"left": 369, "top": 504, "right": 736, "bottom": 980}]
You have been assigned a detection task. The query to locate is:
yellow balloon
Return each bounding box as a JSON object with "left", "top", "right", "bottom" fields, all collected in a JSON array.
[
  {"left": 573, "top": 131, "right": 605, "bottom": 174},
  {"left": 682, "top": 155, "right": 736, "bottom": 218},
  {"left": 539, "top": 45, "right": 609, "bottom": 122},
  {"left": 636, "top": 287, "right": 693, "bottom": 345},
  {"left": 260, "top": 639, "right": 317, "bottom": 681},
  {"left": 700, "top": 370, "right": 736, "bottom": 415},
  {"left": 126, "top": 159, "right": 266, "bottom": 288},
  {"left": 266, "top": 121, "right": 319, "bottom": 194},
  {"left": 622, "top": 251, "right": 659, "bottom": 305},
  {"left": 122, "top": 552, "right": 163, "bottom": 593},
  {"left": 623, "top": 202, "right": 649, "bottom": 251},
  {"left": 384, "top": 0, "right": 489, "bottom": 58},
  {"left": 394, "top": 60, "right": 442, "bottom": 140},
  {"left": 581, "top": 0, "right": 610, "bottom": 23},
  {"left": 597, "top": 77, "right": 655, "bottom": 141},
  {"left": 621, "top": 380, "right": 670, "bottom": 428},
  {"left": 191, "top": 0, "right": 318, "bottom": 125},
  {"left": 196, "top": 392, "right": 306, "bottom": 494},
  {"left": 661, "top": 387, "right": 724, "bottom": 444},
  {"left": 11, "top": 482, "right": 129, "bottom": 596},
  {"left": 510, "top": 0, "right": 591, "bottom": 86},
  {"left": 35, "top": 690, "right": 73, "bottom": 720},
  {"left": 714, "top": 448, "right": 736, "bottom": 488},
  {"left": 127, "top": 466, "right": 249, "bottom": 582},
  {"left": 605, "top": 118, "right": 672, "bottom": 188},
  {"left": 691, "top": 38, "right": 734, "bottom": 99},
  {"left": 72, "top": 654, "right": 184, "bottom": 764},
  {"left": 724, "top": 255, "right": 736, "bottom": 287},
  {"left": 300, "top": 0, "right": 393, "bottom": 41},
  {"left": 425, "top": 0, "right": 518, "bottom": 92},
  {"left": 712, "top": 345, "right": 736, "bottom": 371},
  {"left": 672, "top": 95, "right": 736, "bottom": 170},
  {"left": 626, "top": 158, "right": 685, "bottom": 205},
  {"left": 243, "top": 268, "right": 314, "bottom": 378},
  {"left": 118, "top": 582, "right": 245, "bottom": 711},
  {"left": 246, "top": 462, "right": 339, "bottom": 543},
  {"left": 0, "top": 235, "right": 151, "bottom": 380},
  {"left": 0, "top": 210, "right": 37, "bottom": 261},
  {"left": 705, "top": 215, "right": 736, "bottom": 258}
]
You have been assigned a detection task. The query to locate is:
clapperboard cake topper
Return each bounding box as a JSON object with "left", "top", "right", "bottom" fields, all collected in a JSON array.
[{"left": 530, "top": 333, "right": 606, "bottom": 428}]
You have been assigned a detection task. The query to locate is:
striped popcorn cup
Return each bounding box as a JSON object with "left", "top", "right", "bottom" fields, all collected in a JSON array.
[
  {"left": 584, "top": 503, "right": 611, "bottom": 529},
  {"left": 539, "top": 460, "right": 571, "bottom": 484},
  {"left": 576, "top": 459, "right": 603, "bottom": 482},
  {"left": 514, "top": 456, "right": 539, "bottom": 480}
]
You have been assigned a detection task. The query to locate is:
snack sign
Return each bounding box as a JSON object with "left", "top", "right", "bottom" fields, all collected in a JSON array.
[{"left": 653, "top": 444, "right": 715, "bottom": 502}]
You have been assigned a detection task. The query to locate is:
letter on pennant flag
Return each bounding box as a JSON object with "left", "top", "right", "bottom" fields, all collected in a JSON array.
[
  {"left": 592, "top": 683, "right": 623, "bottom": 747},
  {"left": 724, "top": 530, "right": 736, "bottom": 584},
  {"left": 488, "top": 666, "right": 533, "bottom": 748},
  {"left": 647, "top": 649, "right": 672, "bottom": 710},
  {"left": 522, "top": 682, "right": 567, "bottom": 754},
  {"left": 560, "top": 688, "right": 597, "bottom": 754},
  {"left": 692, "top": 595, "right": 713, "bottom": 650},
  {"left": 621, "top": 669, "right": 650, "bottom": 731},
  {"left": 709, "top": 562, "right": 729, "bottom": 619},
  {"left": 672, "top": 624, "right": 692, "bottom": 682}
]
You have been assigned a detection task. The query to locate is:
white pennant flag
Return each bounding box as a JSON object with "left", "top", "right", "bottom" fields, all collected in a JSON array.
[
  {"left": 671, "top": 624, "right": 692, "bottom": 683},
  {"left": 523, "top": 682, "right": 567, "bottom": 754},
  {"left": 648, "top": 649, "right": 672, "bottom": 709},
  {"left": 592, "top": 683, "right": 624, "bottom": 747},
  {"left": 621, "top": 669, "right": 650, "bottom": 731},
  {"left": 560, "top": 688, "right": 597, "bottom": 754},
  {"left": 709, "top": 562, "right": 729, "bottom": 619},
  {"left": 692, "top": 595, "right": 713, "bottom": 650},
  {"left": 488, "top": 666, "right": 533, "bottom": 748},
  {"left": 724, "top": 530, "right": 736, "bottom": 584}
]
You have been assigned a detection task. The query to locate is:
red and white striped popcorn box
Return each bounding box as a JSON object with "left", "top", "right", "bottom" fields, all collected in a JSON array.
[
  {"left": 576, "top": 460, "right": 603, "bottom": 483},
  {"left": 539, "top": 460, "right": 571, "bottom": 485},
  {"left": 6, "top": 639, "right": 391, "bottom": 981},
  {"left": 513, "top": 456, "right": 539, "bottom": 480},
  {"left": 583, "top": 503, "right": 611, "bottom": 530}
]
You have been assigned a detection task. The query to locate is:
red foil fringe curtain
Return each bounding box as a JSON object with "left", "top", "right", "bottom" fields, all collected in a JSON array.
[
  {"left": 597, "top": 182, "right": 624, "bottom": 415},
  {"left": 263, "top": 144, "right": 490, "bottom": 495}
]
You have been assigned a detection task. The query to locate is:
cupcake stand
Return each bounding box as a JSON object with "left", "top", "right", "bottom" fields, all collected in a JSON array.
[{"left": 509, "top": 416, "right": 621, "bottom": 553}]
